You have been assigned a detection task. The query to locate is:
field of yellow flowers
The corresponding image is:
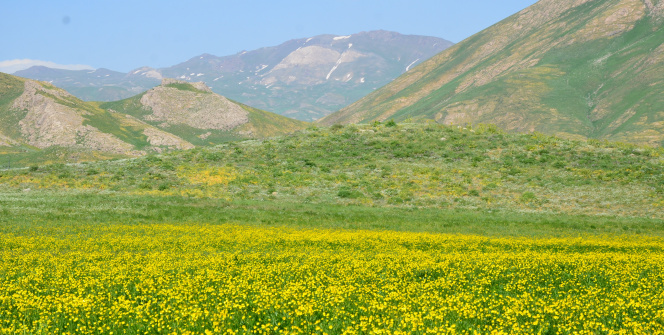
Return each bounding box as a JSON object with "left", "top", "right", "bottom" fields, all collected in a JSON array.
[{"left": 2, "top": 221, "right": 663, "bottom": 334}]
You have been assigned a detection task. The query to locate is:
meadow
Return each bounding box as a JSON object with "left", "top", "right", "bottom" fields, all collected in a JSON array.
[
  {"left": 2, "top": 123, "right": 663, "bottom": 218},
  {"left": 1, "top": 123, "right": 664, "bottom": 334}
]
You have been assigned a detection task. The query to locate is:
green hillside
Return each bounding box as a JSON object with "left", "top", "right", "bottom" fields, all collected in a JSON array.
[
  {"left": 0, "top": 73, "right": 26, "bottom": 140},
  {"left": 3, "top": 122, "right": 662, "bottom": 219},
  {"left": 321, "top": 0, "right": 664, "bottom": 147}
]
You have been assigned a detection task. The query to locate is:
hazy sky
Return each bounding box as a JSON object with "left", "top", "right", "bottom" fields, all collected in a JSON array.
[{"left": 2, "top": 0, "right": 538, "bottom": 72}]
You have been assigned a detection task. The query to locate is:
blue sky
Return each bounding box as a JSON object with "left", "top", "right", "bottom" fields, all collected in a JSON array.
[{"left": 1, "top": 0, "right": 538, "bottom": 73}]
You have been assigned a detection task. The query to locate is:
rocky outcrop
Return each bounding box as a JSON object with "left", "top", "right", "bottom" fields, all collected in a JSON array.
[
  {"left": 1, "top": 72, "right": 306, "bottom": 157},
  {"left": 139, "top": 79, "right": 249, "bottom": 130},
  {"left": 143, "top": 127, "right": 195, "bottom": 150},
  {"left": 12, "top": 80, "right": 137, "bottom": 154},
  {"left": 0, "top": 134, "right": 18, "bottom": 146},
  {"left": 6, "top": 77, "right": 197, "bottom": 156}
]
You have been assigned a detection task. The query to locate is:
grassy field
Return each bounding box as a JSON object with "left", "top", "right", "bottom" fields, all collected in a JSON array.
[
  {"left": 2, "top": 123, "right": 663, "bottom": 218},
  {"left": 1, "top": 123, "right": 664, "bottom": 334}
]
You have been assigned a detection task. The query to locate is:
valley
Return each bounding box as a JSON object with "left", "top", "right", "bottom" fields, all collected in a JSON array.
[{"left": 2, "top": 0, "right": 664, "bottom": 333}]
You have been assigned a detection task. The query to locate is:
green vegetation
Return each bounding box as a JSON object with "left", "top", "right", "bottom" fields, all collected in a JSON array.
[
  {"left": 235, "top": 100, "right": 310, "bottom": 138},
  {"left": 98, "top": 93, "right": 152, "bottom": 119},
  {"left": 2, "top": 123, "right": 662, "bottom": 218},
  {"left": 83, "top": 108, "right": 152, "bottom": 149},
  {"left": 164, "top": 82, "right": 211, "bottom": 94},
  {"left": 0, "top": 146, "right": 125, "bottom": 170},
  {"left": 0, "top": 73, "right": 26, "bottom": 139},
  {"left": 2, "top": 191, "right": 662, "bottom": 238}
]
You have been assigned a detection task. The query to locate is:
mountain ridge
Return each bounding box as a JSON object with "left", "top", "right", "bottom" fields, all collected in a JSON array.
[
  {"left": 13, "top": 30, "right": 453, "bottom": 121},
  {"left": 320, "top": 0, "right": 664, "bottom": 147}
]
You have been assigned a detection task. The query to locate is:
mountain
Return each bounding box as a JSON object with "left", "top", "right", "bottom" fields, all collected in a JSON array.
[
  {"left": 0, "top": 73, "right": 306, "bottom": 162},
  {"left": 13, "top": 66, "right": 162, "bottom": 101},
  {"left": 320, "top": 0, "right": 664, "bottom": 147},
  {"left": 14, "top": 31, "right": 452, "bottom": 121},
  {"left": 0, "top": 59, "right": 95, "bottom": 74}
]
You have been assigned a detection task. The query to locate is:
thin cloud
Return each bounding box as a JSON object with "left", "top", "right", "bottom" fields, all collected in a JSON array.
[{"left": 0, "top": 59, "right": 95, "bottom": 74}]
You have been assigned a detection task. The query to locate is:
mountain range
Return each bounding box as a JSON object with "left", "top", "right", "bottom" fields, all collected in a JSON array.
[
  {"left": 0, "top": 72, "right": 306, "bottom": 163},
  {"left": 5, "top": 0, "right": 664, "bottom": 150},
  {"left": 321, "top": 0, "right": 664, "bottom": 147},
  {"left": 14, "top": 31, "right": 452, "bottom": 121}
]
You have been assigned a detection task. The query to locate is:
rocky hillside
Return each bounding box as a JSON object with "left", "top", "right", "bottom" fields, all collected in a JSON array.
[
  {"left": 0, "top": 72, "right": 192, "bottom": 158},
  {"left": 0, "top": 74, "right": 307, "bottom": 163},
  {"left": 321, "top": 0, "right": 664, "bottom": 147},
  {"left": 15, "top": 31, "right": 452, "bottom": 121},
  {"left": 98, "top": 79, "right": 308, "bottom": 146}
]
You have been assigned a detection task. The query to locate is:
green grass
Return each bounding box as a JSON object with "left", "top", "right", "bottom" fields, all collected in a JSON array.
[
  {"left": 164, "top": 82, "right": 211, "bottom": 94},
  {"left": 0, "top": 146, "right": 127, "bottom": 169},
  {"left": 0, "top": 73, "right": 26, "bottom": 139},
  {"left": 1, "top": 191, "right": 662, "bottom": 238},
  {"left": 2, "top": 123, "right": 662, "bottom": 219},
  {"left": 98, "top": 93, "right": 152, "bottom": 119},
  {"left": 81, "top": 108, "right": 151, "bottom": 149}
]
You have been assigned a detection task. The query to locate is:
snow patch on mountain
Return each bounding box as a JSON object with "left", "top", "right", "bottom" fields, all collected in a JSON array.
[{"left": 406, "top": 59, "right": 420, "bottom": 71}]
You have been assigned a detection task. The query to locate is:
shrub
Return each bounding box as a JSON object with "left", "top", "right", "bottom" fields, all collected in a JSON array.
[
  {"left": 337, "top": 186, "right": 363, "bottom": 199},
  {"left": 553, "top": 161, "right": 567, "bottom": 169},
  {"left": 521, "top": 192, "right": 537, "bottom": 203},
  {"left": 372, "top": 192, "right": 384, "bottom": 200},
  {"left": 303, "top": 159, "right": 316, "bottom": 167},
  {"left": 330, "top": 124, "right": 344, "bottom": 131},
  {"left": 138, "top": 182, "right": 153, "bottom": 190}
]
